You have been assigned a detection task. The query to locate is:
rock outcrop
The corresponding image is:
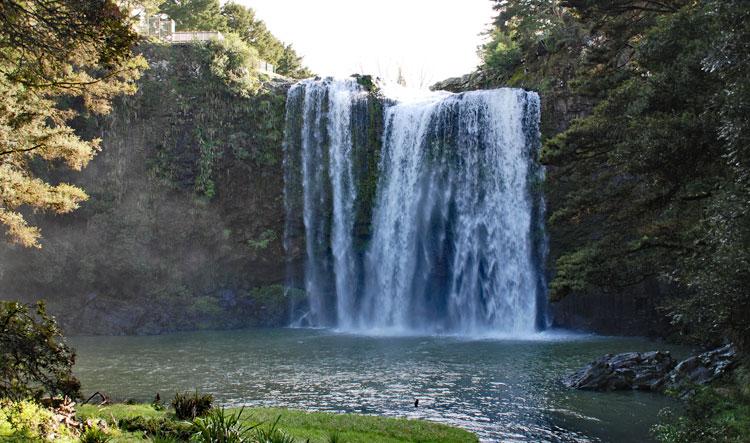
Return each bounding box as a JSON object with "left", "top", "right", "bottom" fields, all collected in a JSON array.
[
  {"left": 662, "top": 344, "right": 739, "bottom": 397},
  {"left": 564, "top": 345, "right": 738, "bottom": 397},
  {"left": 563, "top": 351, "right": 675, "bottom": 391},
  {"left": 430, "top": 71, "right": 489, "bottom": 93}
]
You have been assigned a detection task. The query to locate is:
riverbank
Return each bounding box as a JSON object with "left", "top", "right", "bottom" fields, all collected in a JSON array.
[{"left": 76, "top": 404, "right": 478, "bottom": 443}]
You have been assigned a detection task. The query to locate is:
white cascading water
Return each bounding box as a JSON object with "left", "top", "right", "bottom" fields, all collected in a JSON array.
[
  {"left": 327, "top": 81, "right": 362, "bottom": 329},
  {"left": 283, "top": 78, "right": 544, "bottom": 335}
]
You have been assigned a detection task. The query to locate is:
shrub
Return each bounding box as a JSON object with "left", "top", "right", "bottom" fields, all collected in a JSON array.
[
  {"left": 117, "top": 416, "right": 193, "bottom": 441},
  {"left": 0, "top": 301, "right": 81, "bottom": 400},
  {"left": 0, "top": 399, "right": 75, "bottom": 441},
  {"left": 172, "top": 391, "right": 214, "bottom": 420},
  {"left": 191, "top": 407, "right": 256, "bottom": 443},
  {"left": 653, "top": 368, "right": 750, "bottom": 442},
  {"left": 79, "top": 426, "right": 112, "bottom": 443}
]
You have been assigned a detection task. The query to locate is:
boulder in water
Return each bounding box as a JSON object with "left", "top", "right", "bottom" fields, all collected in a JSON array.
[
  {"left": 563, "top": 351, "right": 675, "bottom": 391},
  {"left": 662, "top": 344, "right": 738, "bottom": 397},
  {"left": 564, "top": 344, "right": 738, "bottom": 396}
]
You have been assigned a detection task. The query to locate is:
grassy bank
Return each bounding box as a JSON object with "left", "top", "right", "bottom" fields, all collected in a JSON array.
[{"left": 76, "top": 404, "right": 478, "bottom": 443}]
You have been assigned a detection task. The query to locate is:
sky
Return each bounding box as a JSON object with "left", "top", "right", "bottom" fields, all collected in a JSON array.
[{"left": 233, "top": 0, "right": 496, "bottom": 88}]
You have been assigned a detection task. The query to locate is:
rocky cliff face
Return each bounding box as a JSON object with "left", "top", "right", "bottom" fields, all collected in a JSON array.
[{"left": 0, "top": 44, "right": 301, "bottom": 335}]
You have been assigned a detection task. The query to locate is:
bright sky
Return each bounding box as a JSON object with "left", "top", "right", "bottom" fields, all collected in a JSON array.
[{"left": 233, "top": 0, "right": 496, "bottom": 88}]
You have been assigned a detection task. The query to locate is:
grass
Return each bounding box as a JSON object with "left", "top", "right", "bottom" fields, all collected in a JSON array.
[{"left": 78, "top": 404, "right": 478, "bottom": 443}]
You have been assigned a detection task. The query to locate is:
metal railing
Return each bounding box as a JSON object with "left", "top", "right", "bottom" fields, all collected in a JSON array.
[{"left": 168, "top": 31, "right": 225, "bottom": 44}]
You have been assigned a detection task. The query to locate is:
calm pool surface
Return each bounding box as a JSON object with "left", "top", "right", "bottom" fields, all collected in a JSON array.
[{"left": 71, "top": 329, "right": 689, "bottom": 442}]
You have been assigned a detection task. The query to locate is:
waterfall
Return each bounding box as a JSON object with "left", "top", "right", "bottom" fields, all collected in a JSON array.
[{"left": 283, "top": 78, "right": 544, "bottom": 335}]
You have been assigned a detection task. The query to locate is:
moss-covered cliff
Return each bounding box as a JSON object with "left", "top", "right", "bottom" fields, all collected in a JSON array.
[{"left": 0, "top": 43, "right": 303, "bottom": 335}]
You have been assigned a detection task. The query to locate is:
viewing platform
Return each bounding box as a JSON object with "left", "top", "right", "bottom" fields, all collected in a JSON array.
[{"left": 169, "top": 31, "right": 225, "bottom": 44}]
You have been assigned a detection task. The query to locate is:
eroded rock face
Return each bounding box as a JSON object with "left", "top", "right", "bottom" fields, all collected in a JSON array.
[
  {"left": 564, "top": 345, "right": 738, "bottom": 396},
  {"left": 563, "top": 351, "right": 675, "bottom": 391}
]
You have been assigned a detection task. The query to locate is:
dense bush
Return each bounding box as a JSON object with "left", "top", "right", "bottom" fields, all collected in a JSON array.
[
  {"left": 0, "top": 301, "right": 80, "bottom": 400},
  {"left": 0, "top": 399, "right": 76, "bottom": 442},
  {"left": 651, "top": 367, "right": 750, "bottom": 443},
  {"left": 173, "top": 391, "right": 214, "bottom": 420}
]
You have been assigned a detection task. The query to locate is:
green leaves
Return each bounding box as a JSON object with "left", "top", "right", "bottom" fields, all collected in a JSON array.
[{"left": 0, "top": 301, "right": 80, "bottom": 401}]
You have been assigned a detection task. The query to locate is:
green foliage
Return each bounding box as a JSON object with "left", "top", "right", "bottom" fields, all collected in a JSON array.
[
  {"left": 252, "top": 416, "right": 295, "bottom": 443},
  {"left": 275, "top": 44, "right": 313, "bottom": 79},
  {"left": 221, "top": 2, "right": 311, "bottom": 78},
  {"left": 479, "top": 0, "right": 582, "bottom": 89},
  {"left": 0, "top": 301, "right": 80, "bottom": 401},
  {"left": 195, "top": 129, "right": 221, "bottom": 199},
  {"left": 542, "top": 0, "right": 750, "bottom": 348},
  {"left": 0, "top": 0, "right": 145, "bottom": 247},
  {"left": 112, "top": 415, "right": 194, "bottom": 441},
  {"left": 0, "top": 399, "right": 75, "bottom": 442},
  {"left": 207, "top": 33, "right": 262, "bottom": 97},
  {"left": 173, "top": 391, "right": 214, "bottom": 420},
  {"left": 480, "top": 28, "right": 521, "bottom": 78},
  {"left": 653, "top": 368, "right": 750, "bottom": 443},
  {"left": 247, "top": 230, "right": 277, "bottom": 251},
  {"left": 160, "top": 0, "right": 228, "bottom": 32},
  {"left": 191, "top": 407, "right": 257, "bottom": 443},
  {"left": 79, "top": 426, "right": 113, "bottom": 443},
  {"left": 156, "top": 0, "right": 311, "bottom": 77}
]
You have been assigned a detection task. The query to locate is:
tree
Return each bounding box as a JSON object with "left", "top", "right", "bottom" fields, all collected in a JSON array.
[
  {"left": 275, "top": 44, "right": 312, "bottom": 79},
  {"left": 0, "top": 301, "right": 81, "bottom": 400},
  {"left": 0, "top": 0, "right": 146, "bottom": 247},
  {"left": 536, "top": 0, "right": 750, "bottom": 348},
  {"left": 159, "top": 0, "right": 227, "bottom": 32},
  {"left": 221, "top": 2, "right": 282, "bottom": 64},
  {"left": 221, "top": 2, "right": 310, "bottom": 78}
]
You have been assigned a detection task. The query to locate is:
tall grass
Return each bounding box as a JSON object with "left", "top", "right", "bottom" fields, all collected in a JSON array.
[
  {"left": 191, "top": 407, "right": 257, "bottom": 443},
  {"left": 172, "top": 391, "right": 213, "bottom": 420}
]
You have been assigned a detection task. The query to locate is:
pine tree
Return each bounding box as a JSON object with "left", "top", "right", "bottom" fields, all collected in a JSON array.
[{"left": 0, "top": 0, "right": 146, "bottom": 247}]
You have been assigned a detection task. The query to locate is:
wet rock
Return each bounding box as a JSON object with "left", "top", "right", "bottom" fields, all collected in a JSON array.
[
  {"left": 563, "top": 351, "right": 676, "bottom": 391},
  {"left": 663, "top": 344, "right": 738, "bottom": 398},
  {"left": 564, "top": 344, "right": 739, "bottom": 396}
]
